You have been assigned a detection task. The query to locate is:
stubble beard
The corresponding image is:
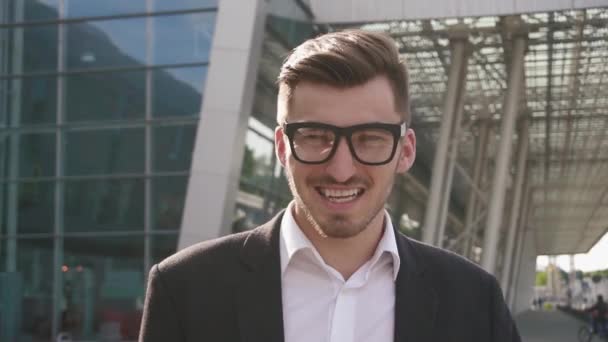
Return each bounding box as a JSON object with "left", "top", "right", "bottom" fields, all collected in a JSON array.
[{"left": 286, "top": 170, "right": 394, "bottom": 239}]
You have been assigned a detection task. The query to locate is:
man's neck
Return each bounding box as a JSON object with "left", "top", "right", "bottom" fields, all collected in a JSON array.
[{"left": 293, "top": 207, "right": 386, "bottom": 280}]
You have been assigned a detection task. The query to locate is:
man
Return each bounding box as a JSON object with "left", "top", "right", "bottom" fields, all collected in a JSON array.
[
  {"left": 139, "top": 30, "right": 521, "bottom": 342},
  {"left": 586, "top": 295, "right": 607, "bottom": 334}
]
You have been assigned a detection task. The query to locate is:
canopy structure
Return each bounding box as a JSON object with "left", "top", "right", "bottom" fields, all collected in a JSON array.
[{"left": 341, "top": 7, "right": 608, "bottom": 256}]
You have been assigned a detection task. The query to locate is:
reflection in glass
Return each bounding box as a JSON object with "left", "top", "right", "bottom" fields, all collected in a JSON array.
[
  {"left": 19, "top": 132, "right": 56, "bottom": 177},
  {"left": 66, "top": 17, "right": 146, "bottom": 70},
  {"left": 63, "top": 236, "right": 144, "bottom": 341},
  {"left": 152, "top": 66, "right": 205, "bottom": 118},
  {"left": 16, "top": 239, "right": 54, "bottom": 341},
  {"left": 241, "top": 129, "right": 274, "bottom": 186},
  {"left": 153, "top": 176, "right": 187, "bottom": 230},
  {"left": 65, "top": 128, "right": 144, "bottom": 175},
  {"left": 17, "top": 181, "right": 54, "bottom": 234},
  {"left": 65, "top": 178, "right": 144, "bottom": 232},
  {"left": 0, "top": 239, "right": 6, "bottom": 270},
  {"left": 236, "top": 128, "right": 290, "bottom": 232},
  {"left": 1, "top": 24, "right": 59, "bottom": 74},
  {"left": 65, "top": 70, "right": 146, "bottom": 122},
  {"left": 150, "top": 233, "right": 178, "bottom": 266},
  {"left": 20, "top": 76, "right": 58, "bottom": 125},
  {"left": 154, "top": 12, "right": 216, "bottom": 65},
  {"left": 154, "top": 0, "right": 218, "bottom": 11},
  {"left": 25, "top": 0, "right": 60, "bottom": 21},
  {"left": 66, "top": 0, "right": 145, "bottom": 18},
  {"left": 153, "top": 125, "right": 197, "bottom": 172}
]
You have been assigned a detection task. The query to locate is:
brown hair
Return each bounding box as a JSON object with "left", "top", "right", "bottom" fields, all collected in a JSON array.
[{"left": 276, "top": 29, "right": 410, "bottom": 124}]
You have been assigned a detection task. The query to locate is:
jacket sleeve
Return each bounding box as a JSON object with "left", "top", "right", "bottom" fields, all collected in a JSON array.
[
  {"left": 139, "top": 264, "right": 184, "bottom": 342},
  {"left": 489, "top": 275, "right": 522, "bottom": 342}
]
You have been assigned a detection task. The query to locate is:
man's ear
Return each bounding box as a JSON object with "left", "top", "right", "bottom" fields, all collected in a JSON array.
[
  {"left": 275, "top": 126, "right": 287, "bottom": 167},
  {"left": 396, "top": 129, "right": 416, "bottom": 174}
]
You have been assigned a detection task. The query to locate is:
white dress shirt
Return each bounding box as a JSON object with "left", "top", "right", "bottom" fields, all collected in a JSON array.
[{"left": 280, "top": 202, "right": 401, "bottom": 342}]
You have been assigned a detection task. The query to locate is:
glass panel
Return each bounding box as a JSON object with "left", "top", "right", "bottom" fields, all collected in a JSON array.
[
  {"left": 240, "top": 129, "right": 274, "bottom": 187},
  {"left": 153, "top": 124, "right": 196, "bottom": 172},
  {"left": 154, "top": 0, "right": 217, "bottom": 11},
  {"left": 65, "top": 70, "right": 146, "bottom": 122},
  {"left": 66, "top": 0, "right": 146, "bottom": 18},
  {"left": 152, "top": 176, "right": 187, "bottom": 231},
  {"left": 150, "top": 233, "right": 177, "bottom": 266},
  {"left": 0, "top": 239, "right": 6, "bottom": 271},
  {"left": 152, "top": 66, "right": 205, "bottom": 118},
  {"left": 25, "top": 0, "right": 60, "bottom": 21},
  {"left": 20, "top": 76, "right": 58, "bottom": 125},
  {"left": 0, "top": 25, "right": 59, "bottom": 74},
  {"left": 65, "top": 128, "right": 145, "bottom": 175},
  {"left": 266, "top": 15, "right": 315, "bottom": 48},
  {"left": 18, "top": 181, "right": 54, "bottom": 234},
  {"left": 66, "top": 17, "right": 146, "bottom": 70},
  {"left": 19, "top": 132, "right": 55, "bottom": 178},
  {"left": 235, "top": 129, "right": 285, "bottom": 232},
  {"left": 15, "top": 238, "right": 54, "bottom": 341},
  {"left": 153, "top": 12, "right": 216, "bottom": 65},
  {"left": 65, "top": 178, "right": 144, "bottom": 232},
  {"left": 63, "top": 236, "right": 144, "bottom": 341}
]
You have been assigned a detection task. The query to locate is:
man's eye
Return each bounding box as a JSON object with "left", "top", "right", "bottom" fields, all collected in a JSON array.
[
  {"left": 297, "top": 130, "right": 332, "bottom": 142},
  {"left": 357, "top": 134, "right": 390, "bottom": 144}
]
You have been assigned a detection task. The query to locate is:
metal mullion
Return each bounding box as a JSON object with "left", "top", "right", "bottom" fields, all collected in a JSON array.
[
  {"left": 0, "top": 1, "right": 7, "bottom": 257},
  {"left": 0, "top": 171, "right": 189, "bottom": 183},
  {"left": 6, "top": 0, "right": 25, "bottom": 273},
  {"left": 144, "top": 0, "right": 154, "bottom": 279},
  {"left": 0, "top": 7, "right": 218, "bottom": 28},
  {"left": 51, "top": 0, "right": 66, "bottom": 338},
  {"left": 1, "top": 230, "right": 148, "bottom": 239},
  {"left": 0, "top": 115, "right": 200, "bottom": 134},
  {"left": 0, "top": 61, "right": 209, "bottom": 80}
]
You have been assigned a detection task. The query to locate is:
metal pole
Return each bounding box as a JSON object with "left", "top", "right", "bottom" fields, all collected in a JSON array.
[
  {"left": 500, "top": 118, "right": 529, "bottom": 294},
  {"left": 6, "top": 0, "right": 25, "bottom": 273},
  {"left": 422, "top": 32, "right": 468, "bottom": 245},
  {"left": 481, "top": 32, "right": 527, "bottom": 274},
  {"left": 437, "top": 67, "right": 468, "bottom": 248},
  {"left": 144, "top": 0, "right": 154, "bottom": 281},
  {"left": 462, "top": 116, "right": 490, "bottom": 257},
  {"left": 508, "top": 187, "right": 531, "bottom": 309},
  {"left": 52, "top": 0, "right": 66, "bottom": 338}
]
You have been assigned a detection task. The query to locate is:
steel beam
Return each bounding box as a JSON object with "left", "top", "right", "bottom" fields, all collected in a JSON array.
[
  {"left": 508, "top": 188, "right": 531, "bottom": 309},
  {"left": 422, "top": 29, "right": 469, "bottom": 246},
  {"left": 437, "top": 59, "right": 469, "bottom": 248},
  {"left": 500, "top": 118, "right": 529, "bottom": 295},
  {"left": 481, "top": 24, "right": 527, "bottom": 274},
  {"left": 462, "top": 116, "right": 491, "bottom": 257}
]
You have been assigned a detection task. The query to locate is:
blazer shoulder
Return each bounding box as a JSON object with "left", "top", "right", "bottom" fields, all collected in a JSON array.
[
  {"left": 156, "top": 229, "right": 250, "bottom": 277},
  {"left": 404, "top": 235, "right": 495, "bottom": 282}
]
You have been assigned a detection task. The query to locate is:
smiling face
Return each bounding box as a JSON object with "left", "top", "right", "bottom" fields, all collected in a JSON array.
[{"left": 275, "top": 76, "right": 416, "bottom": 239}]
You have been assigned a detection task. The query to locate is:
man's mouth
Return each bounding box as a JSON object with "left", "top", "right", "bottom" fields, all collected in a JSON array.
[{"left": 316, "top": 187, "right": 365, "bottom": 203}]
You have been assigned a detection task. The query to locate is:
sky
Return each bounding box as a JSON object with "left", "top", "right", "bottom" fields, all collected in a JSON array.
[{"left": 536, "top": 232, "right": 608, "bottom": 272}]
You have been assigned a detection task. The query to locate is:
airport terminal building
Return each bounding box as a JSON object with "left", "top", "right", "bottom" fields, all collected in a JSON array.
[{"left": 1, "top": 0, "right": 607, "bottom": 340}]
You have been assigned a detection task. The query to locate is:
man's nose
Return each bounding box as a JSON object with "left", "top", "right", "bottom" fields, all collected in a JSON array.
[{"left": 325, "top": 138, "right": 357, "bottom": 182}]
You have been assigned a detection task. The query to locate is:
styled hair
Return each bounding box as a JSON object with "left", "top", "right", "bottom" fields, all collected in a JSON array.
[{"left": 276, "top": 29, "right": 410, "bottom": 124}]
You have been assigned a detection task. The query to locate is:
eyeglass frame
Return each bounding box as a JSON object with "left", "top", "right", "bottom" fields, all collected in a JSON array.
[{"left": 281, "top": 121, "right": 407, "bottom": 166}]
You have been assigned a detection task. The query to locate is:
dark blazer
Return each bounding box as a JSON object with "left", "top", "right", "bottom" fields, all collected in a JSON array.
[{"left": 140, "top": 211, "right": 521, "bottom": 342}]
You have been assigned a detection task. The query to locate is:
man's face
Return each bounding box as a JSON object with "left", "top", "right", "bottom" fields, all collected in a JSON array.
[{"left": 275, "top": 76, "right": 416, "bottom": 239}]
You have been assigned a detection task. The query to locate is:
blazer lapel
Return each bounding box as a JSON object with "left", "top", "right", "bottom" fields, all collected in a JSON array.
[
  {"left": 394, "top": 233, "right": 438, "bottom": 342},
  {"left": 236, "top": 213, "right": 285, "bottom": 342}
]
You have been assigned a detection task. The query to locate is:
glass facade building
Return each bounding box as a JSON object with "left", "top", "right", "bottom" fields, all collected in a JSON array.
[{"left": 0, "top": 0, "right": 217, "bottom": 340}]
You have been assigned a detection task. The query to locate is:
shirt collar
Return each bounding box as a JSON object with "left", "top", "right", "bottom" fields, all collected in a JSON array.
[{"left": 279, "top": 201, "right": 401, "bottom": 280}]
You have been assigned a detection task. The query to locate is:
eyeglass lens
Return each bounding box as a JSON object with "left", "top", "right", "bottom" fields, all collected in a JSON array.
[{"left": 292, "top": 126, "right": 396, "bottom": 163}]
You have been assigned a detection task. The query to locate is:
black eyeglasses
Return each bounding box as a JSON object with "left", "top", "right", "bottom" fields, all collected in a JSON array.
[{"left": 282, "top": 121, "right": 406, "bottom": 165}]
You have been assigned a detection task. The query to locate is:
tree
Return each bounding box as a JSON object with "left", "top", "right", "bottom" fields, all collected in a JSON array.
[{"left": 536, "top": 271, "right": 548, "bottom": 286}]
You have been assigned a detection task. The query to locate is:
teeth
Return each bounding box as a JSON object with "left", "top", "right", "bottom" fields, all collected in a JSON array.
[{"left": 319, "top": 188, "right": 362, "bottom": 202}]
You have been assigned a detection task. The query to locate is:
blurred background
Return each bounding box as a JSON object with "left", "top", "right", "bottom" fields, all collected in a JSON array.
[{"left": 0, "top": 0, "right": 607, "bottom": 341}]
